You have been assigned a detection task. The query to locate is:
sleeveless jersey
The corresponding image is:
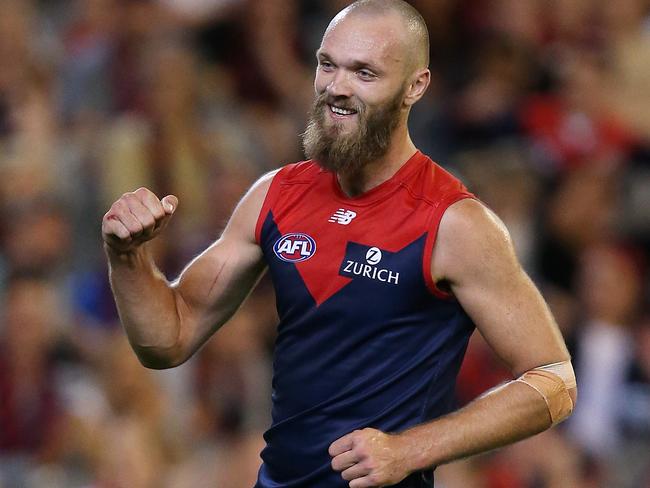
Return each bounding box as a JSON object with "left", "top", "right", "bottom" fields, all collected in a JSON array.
[{"left": 254, "top": 151, "right": 475, "bottom": 488}]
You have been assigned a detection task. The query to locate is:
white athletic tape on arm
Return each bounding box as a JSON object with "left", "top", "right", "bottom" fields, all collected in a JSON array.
[{"left": 515, "top": 360, "right": 576, "bottom": 425}]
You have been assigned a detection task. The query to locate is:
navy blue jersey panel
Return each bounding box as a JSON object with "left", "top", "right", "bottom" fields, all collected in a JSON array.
[
  {"left": 254, "top": 467, "right": 435, "bottom": 488},
  {"left": 256, "top": 212, "right": 474, "bottom": 488}
]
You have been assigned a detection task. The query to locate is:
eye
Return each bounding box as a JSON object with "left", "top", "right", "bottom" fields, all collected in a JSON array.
[
  {"left": 319, "top": 60, "right": 335, "bottom": 71},
  {"left": 357, "top": 69, "right": 376, "bottom": 80}
]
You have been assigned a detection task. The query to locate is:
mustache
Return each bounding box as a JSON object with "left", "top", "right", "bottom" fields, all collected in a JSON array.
[{"left": 314, "top": 92, "right": 364, "bottom": 113}]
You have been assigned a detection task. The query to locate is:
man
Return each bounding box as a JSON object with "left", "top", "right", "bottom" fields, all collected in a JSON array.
[{"left": 102, "top": 1, "right": 577, "bottom": 487}]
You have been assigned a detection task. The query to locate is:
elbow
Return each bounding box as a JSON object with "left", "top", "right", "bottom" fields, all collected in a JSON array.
[
  {"left": 133, "top": 343, "right": 188, "bottom": 370},
  {"left": 137, "top": 356, "right": 179, "bottom": 370},
  {"left": 517, "top": 360, "right": 577, "bottom": 426},
  {"left": 552, "top": 385, "right": 577, "bottom": 427},
  {"left": 562, "top": 373, "right": 578, "bottom": 421},
  {"left": 567, "top": 385, "right": 578, "bottom": 415},
  {"left": 554, "top": 383, "right": 578, "bottom": 426}
]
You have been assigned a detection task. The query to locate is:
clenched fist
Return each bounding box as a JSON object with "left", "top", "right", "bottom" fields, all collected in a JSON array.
[
  {"left": 102, "top": 187, "right": 178, "bottom": 254},
  {"left": 329, "top": 428, "right": 412, "bottom": 487}
]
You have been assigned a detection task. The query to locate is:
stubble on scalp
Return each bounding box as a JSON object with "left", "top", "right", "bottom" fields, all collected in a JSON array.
[{"left": 333, "top": 0, "right": 430, "bottom": 72}]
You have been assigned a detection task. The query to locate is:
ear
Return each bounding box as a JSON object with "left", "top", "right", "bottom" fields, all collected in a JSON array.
[{"left": 403, "top": 68, "right": 431, "bottom": 107}]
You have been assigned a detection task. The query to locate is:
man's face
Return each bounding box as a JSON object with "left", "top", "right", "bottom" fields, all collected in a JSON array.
[{"left": 302, "top": 12, "right": 410, "bottom": 173}]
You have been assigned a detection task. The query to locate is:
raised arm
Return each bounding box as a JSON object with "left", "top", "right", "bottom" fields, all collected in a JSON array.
[
  {"left": 102, "top": 171, "right": 276, "bottom": 369},
  {"left": 329, "top": 198, "right": 577, "bottom": 487}
]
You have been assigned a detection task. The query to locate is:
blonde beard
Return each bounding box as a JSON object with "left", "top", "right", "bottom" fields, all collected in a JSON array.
[{"left": 302, "top": 88, "right": 405, "bottom": 174}]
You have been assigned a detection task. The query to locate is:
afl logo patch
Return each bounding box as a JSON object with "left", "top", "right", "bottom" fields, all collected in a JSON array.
[{"left": 273, "top": 233, "right": 317, "bottom": 262}]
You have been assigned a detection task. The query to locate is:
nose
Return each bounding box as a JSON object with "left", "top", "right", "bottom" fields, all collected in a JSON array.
[{"left": 325, "top": 70, "right": 353, "bottom": 98}]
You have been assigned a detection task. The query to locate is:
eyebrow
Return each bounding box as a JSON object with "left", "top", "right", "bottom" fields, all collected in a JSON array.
[
  {"left": 316, "top": 50, "right": 384, "bottom": 75},
  {"left": 316, "top": 50, "right": 331, "bottom": 61}
]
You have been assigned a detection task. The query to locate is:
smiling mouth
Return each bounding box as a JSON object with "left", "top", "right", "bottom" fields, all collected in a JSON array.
[{"left": 329, "top": 104, "right": 358, "bottom": 116}]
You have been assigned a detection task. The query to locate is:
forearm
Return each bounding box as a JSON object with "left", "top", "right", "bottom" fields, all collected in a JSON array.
[
  {"left": 402, "top": 380, "right": 554, "bottom": 472},
  {"left": 106, "top": 243, "right": 186, "bottom": 368}
]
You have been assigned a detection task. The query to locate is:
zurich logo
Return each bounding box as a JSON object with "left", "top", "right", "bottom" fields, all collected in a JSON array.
[
  {"left": 340, "top": 244, "right": 399, "bottom": 285},
  {"left": 273, "top": 233, "right": 317, "bottom": 262},
  {"left": 365, "top": 247, "right": 382, "bottom": 265}
]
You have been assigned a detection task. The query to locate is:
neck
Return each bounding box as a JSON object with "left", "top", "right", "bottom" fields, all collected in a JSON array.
[{"left": 337, "top": 127, "right": 417, "bottom": 197}]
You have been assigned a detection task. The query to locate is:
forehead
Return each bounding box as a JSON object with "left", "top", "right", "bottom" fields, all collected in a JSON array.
[{"left": 319, "top": 12, "right": 406, "bottom": 69}]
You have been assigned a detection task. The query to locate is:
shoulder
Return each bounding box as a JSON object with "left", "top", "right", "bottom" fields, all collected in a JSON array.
[
  {"left": 239, "top": 167, "right": 281, "bottom": 209},
  {"left": 243, "top": 159, "right": 319, "bottom": 200},
  {"left": 245, "top": 161, "right": 322, "bottom": 243},
  {"left": 439, "top": 199, "right": 510, "bottom": 245},
  {"left": 433, "top": 199, "right": 518, "bottom": 284},
  {"left": 276, "top": 160, "right": 323, "bottom": 185},
  {"left": 249, "top": 161, "right": 322, "bottom": 199},
  {"left": 403, "top": 154, "right": 473, "bottom": 208},
  {"left": 222, "top": 168, "right": 281, "bottom": 241},
  {"left": 246, "top": 160, "right": 323, "bottom": 208}
]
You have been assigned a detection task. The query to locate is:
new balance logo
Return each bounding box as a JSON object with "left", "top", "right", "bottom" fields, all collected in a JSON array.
[{"left": 328, "top": 208, "right": 357, "bottom": 225}]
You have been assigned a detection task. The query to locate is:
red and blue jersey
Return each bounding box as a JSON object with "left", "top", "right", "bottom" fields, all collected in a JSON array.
[{"left": 254, "top": 151, "right": 475, "bottom": 488}]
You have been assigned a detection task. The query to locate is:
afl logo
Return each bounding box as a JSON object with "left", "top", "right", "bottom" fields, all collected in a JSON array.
[{"left": 273, "top": 233, "right": 317, "bottom": 262}]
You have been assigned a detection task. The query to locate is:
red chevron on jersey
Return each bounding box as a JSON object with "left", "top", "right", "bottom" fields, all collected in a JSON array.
[{"left": 256, "top": 150, "right": 475, "bottom": 305}]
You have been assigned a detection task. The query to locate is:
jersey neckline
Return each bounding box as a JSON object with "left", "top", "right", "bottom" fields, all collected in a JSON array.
[{"left": 327, "top": 150, "right": 427, "bottom": 206}]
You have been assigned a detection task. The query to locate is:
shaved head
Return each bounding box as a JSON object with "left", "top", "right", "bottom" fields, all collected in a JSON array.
[
  {"left": 306, "top": 0, "right": 432, "bottom": 175},
  {"left": 329, "top": 0, "right": 430, "bottom": 71}
]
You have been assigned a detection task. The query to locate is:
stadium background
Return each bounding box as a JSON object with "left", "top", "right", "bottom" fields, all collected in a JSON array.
[{"left": 1, "top": 0, "right": 649, "bottom": 486}]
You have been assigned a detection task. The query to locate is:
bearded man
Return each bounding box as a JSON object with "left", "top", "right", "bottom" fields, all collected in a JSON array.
[{"left": 102, "top": 1, "right": 577, "bottom": 487}]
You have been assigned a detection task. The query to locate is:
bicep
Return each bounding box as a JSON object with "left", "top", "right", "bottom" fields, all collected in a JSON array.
[
  {"left": 170, "top": 171, "right": 276, "bottom": 358},
  {"left": 432, "top": 200, "right": 570, "bottom": 376}
]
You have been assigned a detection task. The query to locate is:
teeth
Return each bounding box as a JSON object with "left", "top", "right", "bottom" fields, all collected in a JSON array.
[{"left": 330, "top": 105, "right": 356, "bottom": 116}]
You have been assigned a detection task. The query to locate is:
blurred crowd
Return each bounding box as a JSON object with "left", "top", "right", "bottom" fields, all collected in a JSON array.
[{"left": 0, "top": 0, "right": 649, "bottom": 487}]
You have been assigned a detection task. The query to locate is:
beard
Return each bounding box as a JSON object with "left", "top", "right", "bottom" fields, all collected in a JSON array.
[{"left": 301, "top": 87, "right": 405, "bottom": 174}]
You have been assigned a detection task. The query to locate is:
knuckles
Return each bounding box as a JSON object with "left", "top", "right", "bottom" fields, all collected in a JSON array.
[
  {"left": 133, "top": 187, "right": 152, "bottom": 197},
  {"left": 111, "top": 198, "right": 129, "bottom": 215},
  {"left": 121, "top": 192, "right": 142, "bottom": 207},
  {"left": 331, "top": 428, "right": 397, "bottom": 486},
  {"left": 366, "top": 474, "right": 380, "bottom": 485},
  {"left": 102, "top": 188, "right": 171, "bottom": 250},
  {"left": 354, "top": 445, "right": 368, "bottom": 459}
]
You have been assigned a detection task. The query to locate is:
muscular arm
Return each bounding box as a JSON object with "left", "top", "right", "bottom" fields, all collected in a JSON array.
[
  {"left": 330, "top": 199, "right": 576, "bottom": 487},
  {"left": 103, "top": 172, "right": 275, "bottom": 369},
  {"left": 402, "top": 198, "right": 575, "bottom": 468}
]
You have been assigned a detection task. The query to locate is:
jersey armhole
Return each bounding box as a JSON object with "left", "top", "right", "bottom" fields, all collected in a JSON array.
[
  {"left": 254, "top": 167, "right": 288, "bottom": 245},
  {"left": 422, "top": 193, "right": 476, "bottom": 299}
]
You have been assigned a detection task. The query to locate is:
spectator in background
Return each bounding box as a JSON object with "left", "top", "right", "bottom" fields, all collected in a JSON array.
[
  {"left": 616, "top": 313, "right": 650, "bottom": 488},
  {"left": 0, "top": 274, "right": 66, "bottom": 486},
  {"left": 91, "top": 333, "right": 173, "bottom": 488},
  {"left": 520, "top": 49, "right": 635, "bottom": 174},
  {"left": 2, "top": 198, "right": 72, "bottom": 280},
  {"left": 100, "top": 39, "right": 212, "bottom": 237},
  {"left": 570, "top": 245, "right": 642, "bottom": 456}
]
